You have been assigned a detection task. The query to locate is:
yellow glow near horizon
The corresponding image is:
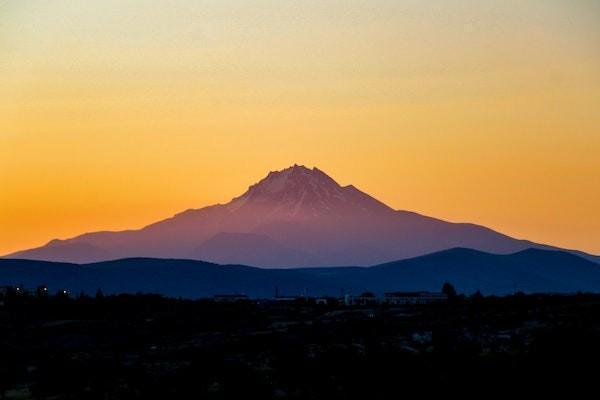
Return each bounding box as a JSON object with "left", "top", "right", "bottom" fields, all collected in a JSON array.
[{"left": 1, "top": 0, "right": 599, "bottom": 255}]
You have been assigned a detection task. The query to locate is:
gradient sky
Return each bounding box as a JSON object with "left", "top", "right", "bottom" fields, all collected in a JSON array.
[{"left": 1, "top": 0, "right": 599, "bottom": 255}]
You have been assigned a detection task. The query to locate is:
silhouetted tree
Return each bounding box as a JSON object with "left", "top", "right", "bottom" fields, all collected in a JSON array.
[
  {"left": 442, "top": 282, "right": 457, "bottom": 298},
  {"left": 471, "top": 290, "right": 484, "bottom": 302}
]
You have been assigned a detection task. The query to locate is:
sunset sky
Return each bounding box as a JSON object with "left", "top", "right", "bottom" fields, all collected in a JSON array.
[{"left": 1, "top": 0, "right": 599, "bottom": 255}]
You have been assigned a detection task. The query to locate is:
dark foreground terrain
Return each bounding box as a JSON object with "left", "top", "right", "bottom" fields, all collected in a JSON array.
[{"left": 1, "top": 293, "right": 599, "bottom": 399}]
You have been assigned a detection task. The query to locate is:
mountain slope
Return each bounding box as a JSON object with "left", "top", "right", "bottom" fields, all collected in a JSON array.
[
  {"left": 6, "top": 165, "right": 599, "bottom": 266},
  {"left": 192, "top": 232, "right": 320, "bottom": 267},
  {"left": 8, "top": 240, "right": 113, "bottom": 264},
  {"left": 1, "top": 249, "right": 598, "bottom": 297}
]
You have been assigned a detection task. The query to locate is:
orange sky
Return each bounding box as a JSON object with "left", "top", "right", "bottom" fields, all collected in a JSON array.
[{"left": 1, "top": 1, "right": 599, "bottom": 255}]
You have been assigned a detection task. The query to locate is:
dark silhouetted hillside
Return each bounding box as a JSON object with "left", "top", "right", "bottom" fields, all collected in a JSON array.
[{"left": 1, "top": 248, "right": 599, "bottom": 297}]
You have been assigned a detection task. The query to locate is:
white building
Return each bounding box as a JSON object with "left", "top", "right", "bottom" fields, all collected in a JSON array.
[{"left": 384, "top": 291, "right": 447, "bottom": 305}]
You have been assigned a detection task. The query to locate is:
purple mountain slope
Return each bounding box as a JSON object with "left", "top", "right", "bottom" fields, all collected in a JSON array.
[
  {"left": 6, "top": 165, "right": 599, "bottom": 266},
  {"left": 192, "top": 232, "right": 319, "bottom": 267}
]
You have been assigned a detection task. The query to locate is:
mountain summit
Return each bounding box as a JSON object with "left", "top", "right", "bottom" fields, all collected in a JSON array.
[
  {"left": 6, "top": 165, "right": 599, "bottom": 266},
  {"left": 226, "top": 164, "right": 392, "bottom": 219}
]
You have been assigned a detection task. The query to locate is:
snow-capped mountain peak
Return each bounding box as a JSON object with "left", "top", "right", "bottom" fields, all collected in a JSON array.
[
  {"left": 226, "top": 165, "right": 392, "bottom": 218},
  {"left": 248, "top": 165, "right": 338, "bottom": 194}
]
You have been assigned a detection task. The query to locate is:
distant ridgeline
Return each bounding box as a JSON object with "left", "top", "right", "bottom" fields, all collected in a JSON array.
[{"left": 1, "top": 248, "right": 599, "bottom": 298}]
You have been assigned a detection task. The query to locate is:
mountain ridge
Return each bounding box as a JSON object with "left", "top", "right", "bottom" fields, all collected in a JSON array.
[
  {"left": 5, "top": 165, "right": 600, "bottom": 265},
  {"left": 1, "top": 248, "right": 599, "bottom": 297}
]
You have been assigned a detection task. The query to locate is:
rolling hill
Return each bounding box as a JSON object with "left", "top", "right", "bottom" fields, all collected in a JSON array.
[{"left": 1, "top": 248, "right": 599, "bottom": 297}]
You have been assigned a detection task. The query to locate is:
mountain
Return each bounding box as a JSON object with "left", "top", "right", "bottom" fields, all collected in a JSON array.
[
  {"left": 7, "top": 240, "right": 114, "bottom": 264},
  {"left": 191, "top": 232, "right": 319, "bottom": 267},
  {"left": 6, "top": 164, "right": 599, "bottom": 266},
  {"left": 337, "top": 248, "right": 600, "bottom": 294},
  {"left": 1, "top": 249, "right": 599, "bottom": 297}
]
